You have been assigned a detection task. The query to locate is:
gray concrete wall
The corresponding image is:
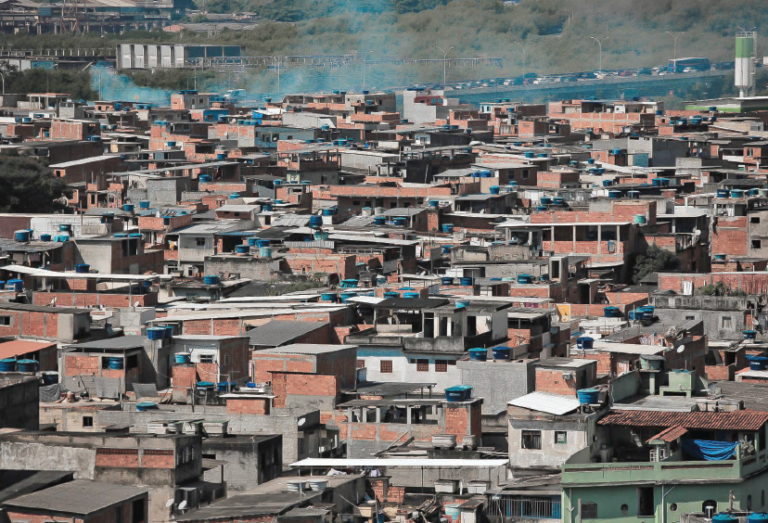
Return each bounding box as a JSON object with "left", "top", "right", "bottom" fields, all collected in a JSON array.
[
  {"left": 74, "top": 241, "right": 113, "bottom": 274},
  {"left": 202, "top": 435, "right": 282, "bottom": 490},
  {"left": 95, "top": 406, "right": 319, "bottom": 465},
  {"left": 203, "top": 256, "right": 273, "bottom": 281},
  {"left": 148, "top": 178, "right": 192, "bottom": 206},
  {"left": 458, "top": 360, "right": 534, "bottom": 417}
]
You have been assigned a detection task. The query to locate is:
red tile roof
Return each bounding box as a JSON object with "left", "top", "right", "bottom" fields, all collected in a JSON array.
[
  {"left": 599, "top": 409, "right": 768, "bottom": 432},
  {"left": 646, "top": 425, "right": 689, "bottom": 443},
  {"left": 0, "top": 340, "right": 56, "bottom": 360}
]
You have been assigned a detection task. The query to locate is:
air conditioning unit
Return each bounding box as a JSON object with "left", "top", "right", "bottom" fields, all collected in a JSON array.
[{"left": 562, "top": 371, "right": 574, "bottom": 380}]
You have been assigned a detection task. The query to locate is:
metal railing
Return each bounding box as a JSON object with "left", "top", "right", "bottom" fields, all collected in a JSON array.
[{"left": 486, "top": 496, "right": 562, "bottom": 520}]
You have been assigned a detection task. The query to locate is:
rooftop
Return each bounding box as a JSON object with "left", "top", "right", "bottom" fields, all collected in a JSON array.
[
  {"left": 245, "top": 321, "right": 330, "bottom": 347},
  {"left": 3, "top": 480, "right": 147, "bottom": 516},
  {"left": 597, "top": 409, "right": 768, "bottom": 432},
  {"left": 255, "top": 343, "right": 357, "bottom": 355}
]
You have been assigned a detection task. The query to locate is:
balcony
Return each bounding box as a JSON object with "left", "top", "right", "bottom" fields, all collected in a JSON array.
[{"left": 561, "top": 445, "right": 766, "bottom": 485}]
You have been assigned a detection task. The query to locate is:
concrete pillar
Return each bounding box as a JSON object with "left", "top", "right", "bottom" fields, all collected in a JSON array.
[
  {"left": 597, "top": 225, "right": 602, "bottom": 259},
  {"left": 572, "top": 225, "right": 576, "bottom": 253}
]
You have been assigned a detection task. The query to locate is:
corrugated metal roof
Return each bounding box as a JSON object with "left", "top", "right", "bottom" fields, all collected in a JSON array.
[
  {"left": 4, "top": 480, "right": 147, "bottom": 515},
  {"left": 508, "top": 392, "right": 581, "bottom": 416},
  {"left": 270, "top": 215, "right": 310, "bottom": 227},
  {"left": 256, "top": 343, "right": 356, "bottom": 355},
  {"left": 246, "top": 320, "right": 329, "bottom": 347},
  {"left": 598, "top": 409, "right": 768, "bottom": 431},
  {"left": 0, "top": 340, "right": 55, "bottom": 360}
]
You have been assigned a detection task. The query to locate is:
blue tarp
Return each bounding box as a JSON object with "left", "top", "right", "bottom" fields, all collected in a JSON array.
[{"left": 682, "top": 438, "right": 738, "bottom": 461}]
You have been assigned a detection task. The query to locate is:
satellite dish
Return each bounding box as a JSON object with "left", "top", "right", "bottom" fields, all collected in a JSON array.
[
  {"left": 677, "top": 344, "right": 686, "bottom": 354},
  {"left": 165, "top": 499, "right": 175, "bottom": 508},
  {"left": 50, "top": 298, "right": 56, "bottom": 306},
  {"left": 178, "top": 501, "right": 187, "bottom": 511},
  {"left": 298, "top": 417, "right": 306, "bottom": 427},
  {"left": 134, "top": 300, "right": 140, "bottom": 308}
]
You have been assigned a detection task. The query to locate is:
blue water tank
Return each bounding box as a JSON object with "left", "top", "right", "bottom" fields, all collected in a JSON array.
[
  {"left": 577, "top": 388, "right": 600, "bottom": 404},
  {"left": 489, "top": 186, "right": 500, "bottom": 195},
  {"left": 445, "top": 385, "right": 473, "bottom": 402},
  {"left": 235, "top": 244, "right": 250, "bottom": 254},
  {"left": 203, "top": 275, "right": 220, "bottom": 285},
  {"left": 17, "top": 359, "right": 38, "bottom": 373},
  {"left": 469, "top": 348, "right": 487, "bottom": 361},
  {"left": 517, "top": 274, "right": 534, "bottom": 284},
  {"left": 75, "top": 264, "right": 90, "bottom": 274},
  {"left": 492, "top": 346, "right": 512, "bottom": 360},
  {"left": 14, "top": 230, "right": 30, "bottom": 242},
  {"left": 442, "top": 224, "right": 454, "bottom": 234},
  {"left": 460, "top": 277, "right": 473, "bottom": 286}
]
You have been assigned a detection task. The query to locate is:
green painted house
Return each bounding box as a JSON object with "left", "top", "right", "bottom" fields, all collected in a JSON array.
[{"left": 561, "top": 409, "right": 768, "bottom": 523}]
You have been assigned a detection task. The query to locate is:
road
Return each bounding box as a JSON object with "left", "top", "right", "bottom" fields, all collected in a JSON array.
[{"left": 429, "top": 70, "right": 731, "bottom": 105}]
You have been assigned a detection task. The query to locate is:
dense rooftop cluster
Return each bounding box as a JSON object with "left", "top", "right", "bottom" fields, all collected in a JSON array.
[{"left": 0, "top": 85, "right": 767, "bottom": 523}]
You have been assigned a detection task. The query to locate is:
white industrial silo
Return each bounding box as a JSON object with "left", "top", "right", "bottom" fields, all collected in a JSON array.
[{"left": 736, "top": 30, "right": 757, "bottom": 97}]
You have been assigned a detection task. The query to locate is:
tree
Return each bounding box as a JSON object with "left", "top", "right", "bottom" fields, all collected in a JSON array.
[
  {"left": 632, "top": 244, "right": 680, "bottom": 284},
  {"left": 0, "top": 156, "right": 70, "bottom": 214}
]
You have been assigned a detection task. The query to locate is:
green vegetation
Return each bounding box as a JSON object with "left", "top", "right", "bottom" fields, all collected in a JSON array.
[
  {"left": 2, "top": 0, "right": 768, "bottom": 92},
  {"left": 632, "top": 245, "right": 680, "bottom": 284},
  {"left": 1, "top": 66, "right": 95, "bottom": 100},
  {"left": 0, "top": 156, "right": 69, "bottom": 214},
  {"left": 699, "top": 282, "right": 747, "bottom": 297}
]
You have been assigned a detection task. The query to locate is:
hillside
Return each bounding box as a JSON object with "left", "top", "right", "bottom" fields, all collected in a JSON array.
[{"left": 2, "top": 0, "right": 767, "bottom": 94}]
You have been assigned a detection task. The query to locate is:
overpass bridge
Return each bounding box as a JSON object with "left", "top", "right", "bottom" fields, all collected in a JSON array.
[{"left": 434, "top": 70, "right": 731, "bottom": 105}]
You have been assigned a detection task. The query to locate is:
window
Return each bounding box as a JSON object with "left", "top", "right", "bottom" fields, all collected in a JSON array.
[
  {"left": 620, "top": 505, "right": 628, "bottom": 516},
  {"left": 685, "top": 315, "right": 696, "bottom": 321},
  {"left": 752, "top": 217, "right": 761, "bottom": 224},
  {"left": 132, "top": 498, "right": 145, "bottom": 523},
  {"left": 416, "top": 359, "right": 429, "bottom": 372},
  {"left": 102, "top": 358, "right": 114, "bottom": 369},
  {"left": 702, "top": 501, "right": 717, "bottom": 516},
  {"left": 555, "top": 431, "right": 568, "bottom": 444},
  {"left": 195, "top": 237, "right": 206, "bottom": 247},
  {"left": 721, "top": 316, "right": 733, "bottom": 330},
  {"left": 0, "top": 316, "right": 11, "bottom": 326},
  {"left": 754, "top": 240, "right": 762, "bottom": 249},
  {"left": 199, "top": 354, "right": 215, "bottom": 364},
  {"left": 353, "top": 200, "right": 360, "bottom": 206},
  {"left": 83, "top": 416, "right": 93, "bottom": 427},
  {"left": 126, "top": 355, "right": 138, "bottom": 369},
  {"left": 637, "top": 487, "right": 654, "bottom": 516},
  {"left": 380, "top": 360, "right": 393, "bottom": 374},
  {"left": 356, "top": 359, "right": 365, "bottom": 369},
  {"left": 581, "top": 503, "right": 598, "bottom": 519},
  {"left": 435, "top": 360, "right": 448, "bottom": 372},
  {"left": 670, "top": 504, "right": 678, "bottom": 512},
  {"left": 521, "top": 430, "right": 542, "bottom": 450},
  {"left": 522, "top": 169, "right": 530, "bottom": 179}
]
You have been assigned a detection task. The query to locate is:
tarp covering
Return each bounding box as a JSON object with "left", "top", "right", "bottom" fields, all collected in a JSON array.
[{"left": 682, "top": 438, "right": 738, "bottom": 461}]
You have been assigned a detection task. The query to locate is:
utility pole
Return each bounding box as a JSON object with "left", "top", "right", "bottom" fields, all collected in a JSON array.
[
  {"left": 590, "top": 36, "right": 609, "bottom": 75},
  {"left": 665, "top": 31, "right": 684, "bottom": 61},
  {"left": 513, "top": 41, "right": 533, "bottom": 69},
  {"left": 434, "top": 45, "right": 454, "bottom": 86}
]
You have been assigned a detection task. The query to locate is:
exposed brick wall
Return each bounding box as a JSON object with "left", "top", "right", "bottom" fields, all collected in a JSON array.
[{"left": 226, "top": 398, "right": 270, "bottom": 415}]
